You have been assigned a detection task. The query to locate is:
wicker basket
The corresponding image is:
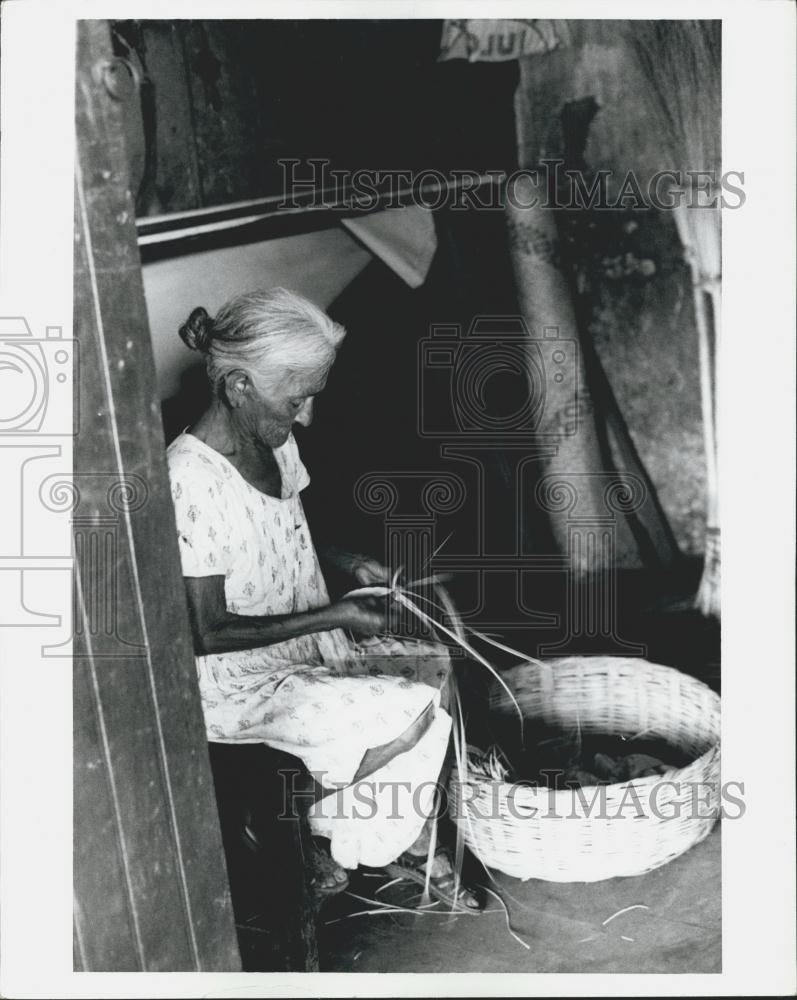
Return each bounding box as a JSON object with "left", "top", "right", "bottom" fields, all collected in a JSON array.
[{"left": 448, "top": 656, "right": 721, "bottom": 882}]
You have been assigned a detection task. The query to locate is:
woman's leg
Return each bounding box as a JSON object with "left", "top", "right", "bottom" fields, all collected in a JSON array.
[
  {"left": 309, "top": 836, "right": 349, "bottom": 893},
  {"left": 312, "top": 700, "right": 436, "bottom": 800},
  {"left": 310, "top": 699, "right": 446, "bottom": 864}
]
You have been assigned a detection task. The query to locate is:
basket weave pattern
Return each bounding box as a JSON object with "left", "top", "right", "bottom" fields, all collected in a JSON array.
[{"left": 448, "top": 657, "right": 721, "bottom": 882}]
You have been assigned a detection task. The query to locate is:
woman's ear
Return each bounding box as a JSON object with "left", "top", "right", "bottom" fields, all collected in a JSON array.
[{"left": 223, "top": 369, "right": 250, "bottom": 408}]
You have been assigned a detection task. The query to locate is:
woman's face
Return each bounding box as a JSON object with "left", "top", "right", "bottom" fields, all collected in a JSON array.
[{"left": 235, "top": 362, "right": 330, "bottom": 448}]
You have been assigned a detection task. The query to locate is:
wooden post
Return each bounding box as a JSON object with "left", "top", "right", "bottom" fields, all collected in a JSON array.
[{"left": 73, "top": 19, "right": 240, "bottom": 971}]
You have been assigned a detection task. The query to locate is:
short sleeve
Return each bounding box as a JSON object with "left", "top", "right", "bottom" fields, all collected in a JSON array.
[
  {"left": 168, "top": 457, "right": 232, "bottom": 579},
  {"left": 279, "top": 432, "right": 311, "bottom": 494}
]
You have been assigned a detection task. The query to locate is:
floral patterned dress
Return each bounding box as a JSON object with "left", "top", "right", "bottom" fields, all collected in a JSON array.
[{"left": 166, "top": 431, "right": 451, "bottom": 868}]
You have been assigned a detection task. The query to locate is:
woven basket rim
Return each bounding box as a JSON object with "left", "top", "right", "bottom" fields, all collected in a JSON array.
[
  {"left": 452, "top": 741, "right": 720, "bottom": 803},
  {"left": 449, "top": 655, "right": 721, "bottom": 820},
  {"left": 479, "top": 655, "right": 720, "bottom": 790}
]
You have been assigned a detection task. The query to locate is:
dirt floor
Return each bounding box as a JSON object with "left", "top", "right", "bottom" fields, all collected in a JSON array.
[
  {"left": 318, "top": 573, "right": 721, "bottom": 973},
  {"left": 319, "top": 825, "right": 720, "bottom": 973}
]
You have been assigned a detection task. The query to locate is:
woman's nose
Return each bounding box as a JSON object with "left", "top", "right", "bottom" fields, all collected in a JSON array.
[{"left": 294, "top": 398, "right": 314, "bottom": 426}]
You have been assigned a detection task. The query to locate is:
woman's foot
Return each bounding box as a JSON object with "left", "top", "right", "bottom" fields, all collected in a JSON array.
[
  {"left": 243, "top": 822, "right": 349, "bottom": 899},
  {"left": 310, "top": 842, "right": 349, "bottom": 897},
  {"left": 406, "top": 818, "right": 434, "bottom": 858},
  {"left": 385, "top": 848, "right": 483, "bottom": 912}
]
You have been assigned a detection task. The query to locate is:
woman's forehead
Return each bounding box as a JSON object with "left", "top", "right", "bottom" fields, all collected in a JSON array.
[{"left": 280, "top": 365, "right": 329, "bottom": 395}]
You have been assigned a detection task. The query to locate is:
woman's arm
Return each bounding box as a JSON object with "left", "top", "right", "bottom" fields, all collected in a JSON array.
[
  {"left": 318, "top": 545, "right": 392, "bottom": 587},
  {"left": 183, "top": 575, "right": 387, "bottom": 656}
]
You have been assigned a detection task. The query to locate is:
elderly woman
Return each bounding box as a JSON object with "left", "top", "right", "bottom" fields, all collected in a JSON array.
[{"left": 166, "top": 287, "right": 479, "bottom": 909}]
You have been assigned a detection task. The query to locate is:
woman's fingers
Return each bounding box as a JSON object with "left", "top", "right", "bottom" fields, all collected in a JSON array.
[
  {"left": 356, "top": 596, "right": 389, "bottom": 635},
  {"left": 332, "top": 595, "right": 389, "bottom": 636},
  {"left": 354, "top": 558, "right": 392, "bottom": 586}
]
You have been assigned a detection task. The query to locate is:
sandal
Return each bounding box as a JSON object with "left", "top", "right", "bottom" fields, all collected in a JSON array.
[
  {"left": 309, "top": 843, "right": 350, "bottom": 898},
  {"left": 384, "top": 849, "right": 483, "bottom": 912}
]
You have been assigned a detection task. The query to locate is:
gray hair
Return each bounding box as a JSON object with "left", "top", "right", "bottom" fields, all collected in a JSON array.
[{"left": 179, "top": 287, "right": 345, "bottom": 394}]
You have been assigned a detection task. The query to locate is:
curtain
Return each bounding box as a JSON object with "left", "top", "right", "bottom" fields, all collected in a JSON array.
[{"left": 506, "top": 23, "right": 683, "bottom": 577}]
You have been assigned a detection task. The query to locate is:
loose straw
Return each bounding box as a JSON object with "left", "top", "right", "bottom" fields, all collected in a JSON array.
[
  {"left": 602, "top": 903, "right": 650, "bottom": 926},
  {"left": 342, "top": 574, "right": 543, "bottom": 945}
]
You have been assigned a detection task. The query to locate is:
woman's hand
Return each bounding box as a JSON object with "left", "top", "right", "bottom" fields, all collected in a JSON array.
[
  {"left": 351, "top": 556, "right": 392, "bottom": 587},
  {"left": 330, "top": 595, "right": 389, "bottom": 637},
  {"left": 322, "top": 547, "right": 393, "bottom": 587}
]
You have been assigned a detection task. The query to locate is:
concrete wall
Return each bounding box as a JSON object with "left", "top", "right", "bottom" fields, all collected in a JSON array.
[
  {"left": 142, "top": 227, "right": 371, "bottom": 401},
  {"left": 516, "top": 30, "right": 709, "bottom": 557}
]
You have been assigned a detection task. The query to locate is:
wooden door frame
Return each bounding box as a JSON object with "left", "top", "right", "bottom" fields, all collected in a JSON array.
[{"left": 73, "top": 19, "right": 240, "bottom": 972}]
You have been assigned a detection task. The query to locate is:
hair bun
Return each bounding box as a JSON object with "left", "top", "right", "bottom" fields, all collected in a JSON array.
[{"left": 179, "top": 306, "right": 213, "bottom": 353}]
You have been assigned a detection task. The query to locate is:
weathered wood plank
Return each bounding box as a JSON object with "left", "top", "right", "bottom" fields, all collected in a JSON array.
[
  {"left": 73, "top": 653, "right": 142, "bottom": 971},
  {"left": 179, "top": 20, "right": 271, "bottom": 207},
  {"left": 74, "top": 18, "right": 240, "bottom": 971},
  {"left": 137, "top": 21, "right": 202, "bottom": 214}
]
